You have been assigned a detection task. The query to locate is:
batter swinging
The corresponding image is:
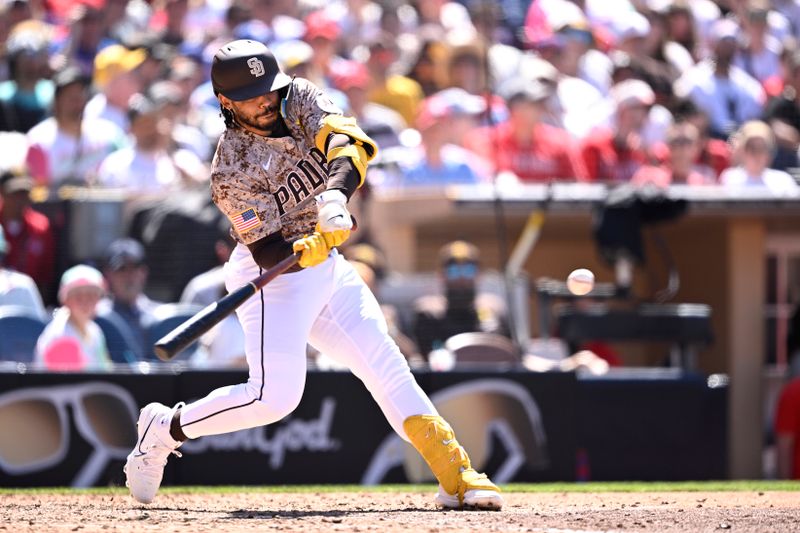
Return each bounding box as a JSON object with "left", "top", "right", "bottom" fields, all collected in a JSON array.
[{"left": 124, "top": 39, "right": 502, "bottom": 511}]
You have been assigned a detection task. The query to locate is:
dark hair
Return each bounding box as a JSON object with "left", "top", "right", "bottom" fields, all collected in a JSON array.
[
  {"left": 127, "top": 93, "right": 158, "bottom": 123},
  {"left": 0, "top": 171, "right": 15, "bottom": 187},
  {"left": 5, "top": 31, "right": 46, "bottom": 80},
  {"left": 147, "top": 80, "right": 182, "bottom": 106},
  {"left": 671, "top": 98, "right": 699, "bottom": 120},
  {"left": 53, "top": 66, "right": 91, "bottom": 97},
  {"left": 220, "top": 104, "right": 237, "bottom": 129}
]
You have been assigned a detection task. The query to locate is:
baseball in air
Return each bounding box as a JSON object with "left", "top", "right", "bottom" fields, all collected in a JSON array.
[{"left": 567, "top": 268, "right": 595, "bottom": 296}]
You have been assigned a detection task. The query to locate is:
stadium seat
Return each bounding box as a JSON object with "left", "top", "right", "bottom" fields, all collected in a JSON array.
[
  {"left": 95, "top": 312, "right": 142, "bottom": 364},
  {"left": 0, "top": 305, "right": 47, "bottom": 363},
  {"left": 444, "top": 331, "right": 520, "bottom": 367},
  {"left": 144, "top": 303, "right": 204, "bottom": 361}
]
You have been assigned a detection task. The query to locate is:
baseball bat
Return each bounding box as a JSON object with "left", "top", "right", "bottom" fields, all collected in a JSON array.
[{"left": 153, "top": 252, "right": 301, "bottom": 361}]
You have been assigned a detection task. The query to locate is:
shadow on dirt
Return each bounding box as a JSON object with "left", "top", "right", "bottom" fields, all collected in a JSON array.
[{"left": 225, "top": 507, "right": 438, "bottom": 519}]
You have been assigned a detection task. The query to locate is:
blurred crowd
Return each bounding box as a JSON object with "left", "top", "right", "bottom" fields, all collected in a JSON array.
[
  {"left": 1, "top": 0, "right": 800, "bottom": 372},
  {"left": 0, "top": 0, "right": 800, "bottom": 193}
]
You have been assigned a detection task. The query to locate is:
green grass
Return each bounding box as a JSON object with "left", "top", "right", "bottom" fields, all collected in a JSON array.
[
  {"left": 503, "top": 480, "right": 800, "bottom": 492},
  {"left": 1, "top": 480, "right": 799, "bottom": 495}
]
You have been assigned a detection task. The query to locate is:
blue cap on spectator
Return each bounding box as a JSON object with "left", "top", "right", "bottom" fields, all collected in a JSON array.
[
  {"left": 178, "top": 40, "right": 206, "bottom": 63},
  {"left": 105, "top": 238, "right": 146, "bottom": 271}
]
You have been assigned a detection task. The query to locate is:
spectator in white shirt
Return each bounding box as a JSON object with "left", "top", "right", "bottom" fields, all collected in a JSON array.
[
  {"left": 720, "top": 120, "right": 800, "bottom": 193},
  {"left": 548, "top": 7, "right": 613, "bottom": 98},
  {"left": 150, "top": 77, "right": 212, "bottom": 163},
  {"left": 674, "top": 18, "right": 766, "bottom": 139},
  {"left": 26, "top": 66, "right": 126, "bottom": 187},
  {"left": 97, "top": 93, "right": 202, "bottom": 194},
  {"left": 531, "top": 41, "right": 608, "bottom": 140},
  {"left": 35, "top": 264, "right": 111, "bottom": 371}
]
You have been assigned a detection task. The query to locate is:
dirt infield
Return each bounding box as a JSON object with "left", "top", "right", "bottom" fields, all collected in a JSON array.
[{"left": 2, "top": 490, "right": 798, "bottom": 532}]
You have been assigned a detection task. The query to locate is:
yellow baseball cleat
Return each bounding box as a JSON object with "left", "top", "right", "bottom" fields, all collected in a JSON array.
[{"left": 403, "top": 414, "right": 503, "bottom": 510}]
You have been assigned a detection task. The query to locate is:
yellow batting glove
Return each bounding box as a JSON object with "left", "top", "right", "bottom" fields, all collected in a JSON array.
[
  {"left": 315, "top": 222, "right": 350, "bottom": 248},
  {"left": 292, "top": 233, "right": 331, "bottom": 268}
]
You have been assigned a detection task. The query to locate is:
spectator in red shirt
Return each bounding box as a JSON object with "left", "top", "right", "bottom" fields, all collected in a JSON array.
[
  {"left": 632, "top": 121, "right": 717, "bottom": 187},
  {"left": 775, "top": 376, "right": 800, "bottom": 479},
  {"left": 664, "top": 99, "right": 732, "bottom": 178},
  {"left": 581, "top": 79, "right": 655, "bottom": 182},
  {"left": 464, "top": 78, "right": 587, "bottom": 183},
  {"left": 0, "top": 170, "right": 55, "bottom": 301}
]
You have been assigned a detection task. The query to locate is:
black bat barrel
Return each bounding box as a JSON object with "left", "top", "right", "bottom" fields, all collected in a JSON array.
[{"left": 153, "top": 252, "right": 301, "bottom": 361}]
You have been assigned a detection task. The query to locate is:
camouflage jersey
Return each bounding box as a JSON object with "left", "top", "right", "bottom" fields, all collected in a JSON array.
[{"left": 210, "top": 77, "right": 343, "bottom": 245}]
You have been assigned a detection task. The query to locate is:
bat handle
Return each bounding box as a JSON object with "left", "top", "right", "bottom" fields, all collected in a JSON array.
[{"left": 252, "top": 252, "right": 301, "bottom": 290}]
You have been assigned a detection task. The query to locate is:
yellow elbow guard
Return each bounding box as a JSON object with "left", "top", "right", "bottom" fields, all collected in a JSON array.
[{"left": 315, "top": 115, "right": 378, "bottom": 187}]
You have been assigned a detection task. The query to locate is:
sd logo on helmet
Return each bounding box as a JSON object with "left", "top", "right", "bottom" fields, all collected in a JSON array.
[{"left": 211, "top": 39, "right": 291, "bottom": 101}]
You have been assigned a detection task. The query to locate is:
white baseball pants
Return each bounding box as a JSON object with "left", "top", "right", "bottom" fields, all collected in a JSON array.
[{"left": 178, "top": 244, "right": 437, "bottom": 440}]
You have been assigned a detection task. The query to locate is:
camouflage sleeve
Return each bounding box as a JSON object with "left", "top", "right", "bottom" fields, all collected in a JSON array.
[
  {"left": 287, "top": 78, "right": 343, "bottom": 145},
  {"left": 211, "top": 169, "right": 281, "bottom": 245}
]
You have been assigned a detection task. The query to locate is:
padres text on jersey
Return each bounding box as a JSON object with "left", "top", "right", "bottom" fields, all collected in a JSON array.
[{"left": 210, "top": 78, "right": 343, "bottom": 244}]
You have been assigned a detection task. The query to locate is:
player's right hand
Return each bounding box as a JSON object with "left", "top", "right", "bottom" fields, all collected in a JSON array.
[{"left": 292, "top": 233, "right": 331, "bottom": 268}]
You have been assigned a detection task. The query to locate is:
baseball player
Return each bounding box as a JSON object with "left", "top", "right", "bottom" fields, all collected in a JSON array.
[{"left": 124, "top": 39, "right": 502, "bottom": 510}]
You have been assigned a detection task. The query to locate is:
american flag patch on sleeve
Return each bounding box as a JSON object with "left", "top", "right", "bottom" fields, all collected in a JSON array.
[{"left": 231, "top": 207, "right": 262, "bottom": 234}]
